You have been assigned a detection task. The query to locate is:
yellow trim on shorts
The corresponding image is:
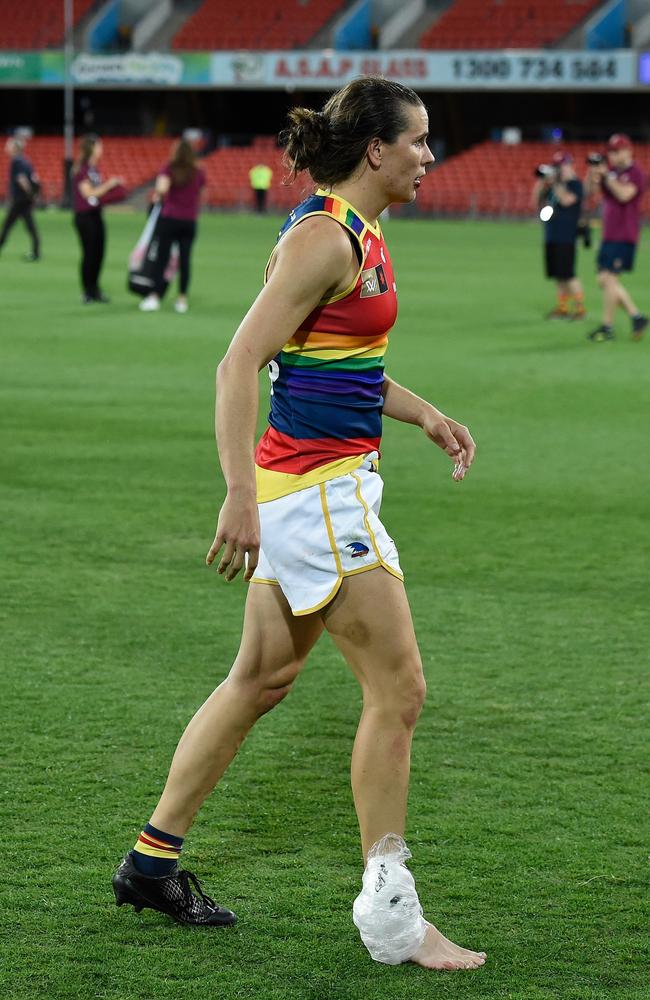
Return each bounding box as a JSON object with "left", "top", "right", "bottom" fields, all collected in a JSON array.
[
  {"left": 319, "top": 482, "right": 343, "bottom": 575},
  {"left": 251, "top": 471, "right": 401, "bottom": 617},
  {"left": 292, "top": 563, "right": 398, "bottom": 616},
  {"left": 292, "top": 482, "right": 401, "bottom": 616},
  {"left": 292, "top": 578, "right": 343, "bottom": 616},
  {"left": 343, "top": 560, "right": 382, "bottom": 579},
  {"left": 351, "top": 471, "right": 404, "bottom": 582},
  {"left": 286, "top": 482, "right": 346, "bottom": 616}
]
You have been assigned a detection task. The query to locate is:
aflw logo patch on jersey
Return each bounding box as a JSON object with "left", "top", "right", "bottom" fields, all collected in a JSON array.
[{"left": 360, "top": 263, "right": 388, "bottom": 298}]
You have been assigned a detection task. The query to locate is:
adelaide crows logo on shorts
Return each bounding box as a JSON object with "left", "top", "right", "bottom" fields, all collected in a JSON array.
[
  {"left": 360, "top": 263, "right": 388, "bottom": 298},
  {"left": 346, "top": 542, "right": 370, "bottom": 558}
]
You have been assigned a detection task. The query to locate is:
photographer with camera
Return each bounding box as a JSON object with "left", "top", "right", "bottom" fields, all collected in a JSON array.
[
  {"left": 585, "top": 134, "right": 647, "bottom": 342},
  {"left": 532, "top": 152, "right": 586, "bottom": 321},
  {"left": 0, "top": 136, "right": 41, "bottom": 262}
]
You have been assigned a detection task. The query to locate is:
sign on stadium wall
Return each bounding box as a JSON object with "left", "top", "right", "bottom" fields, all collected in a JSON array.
[
  {"left": 0, "top": 51, "right": 211, "bottom": 86},
  {"left": 215, "top": 50, "right": 638, "bottom": 90},
  {"left": 0, "top": 49, "right": 645, "bottom": 90}
]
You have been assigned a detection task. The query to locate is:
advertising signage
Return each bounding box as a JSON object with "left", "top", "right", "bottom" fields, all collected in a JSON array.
[
  {"left": 217, "top": 50, "right": 637, "bottom": 90},
  {"left": 0, "top": 49, "right": 643, "bottom": 91}
]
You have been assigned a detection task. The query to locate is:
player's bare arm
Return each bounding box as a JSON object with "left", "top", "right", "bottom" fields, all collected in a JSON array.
[
  {"left": 206, "top": 217, "right": 358, "bottom": 581},
  {"left": 381, "top": 374, "right": 475, "bottom": 480}
]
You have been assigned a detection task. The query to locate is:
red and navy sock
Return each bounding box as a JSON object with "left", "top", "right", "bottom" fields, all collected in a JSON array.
[{"left": 130, "top": 823, "right": 183, "bottom": 876}]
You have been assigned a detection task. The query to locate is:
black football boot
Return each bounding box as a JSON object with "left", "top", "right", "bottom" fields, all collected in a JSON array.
[{"left": 112, "top": 854, "right": 237, "bottom": 926}]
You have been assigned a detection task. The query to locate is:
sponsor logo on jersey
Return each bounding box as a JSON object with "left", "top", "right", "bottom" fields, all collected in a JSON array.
[
  {"left": 346, "top": 541, "right": 370, "bottom": 557},
  {"left": 360, "top": 263, "right": 388, "bottom": 298}
]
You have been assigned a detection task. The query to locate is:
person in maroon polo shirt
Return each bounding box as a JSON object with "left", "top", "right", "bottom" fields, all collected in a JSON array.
[
  {"left": 585, "top": 133, "right": 647, "bottom": 342},
  {"left": 72, "top": 134, "right": 123, "bottom": 303},
  {"left": 139, "top": 139, "right": 205, "bottom": 315}
]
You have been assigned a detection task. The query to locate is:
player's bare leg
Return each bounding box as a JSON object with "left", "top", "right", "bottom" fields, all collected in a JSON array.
[
  {"left": 321, "top": 568, "right": 486, "bottom": 970},
  {"left": 150, "top": 583, "right": 324, "bottom": 836},
  {"left": 113, "top": 584, "right": 323, "bottom": 924}
]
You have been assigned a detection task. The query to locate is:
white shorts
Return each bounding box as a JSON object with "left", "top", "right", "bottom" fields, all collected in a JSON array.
[{"left": 251, "top": 457, "right": 403, "bottom": 616}]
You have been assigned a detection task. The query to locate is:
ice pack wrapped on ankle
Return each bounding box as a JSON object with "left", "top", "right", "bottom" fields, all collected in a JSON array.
[{"left": 352, "top": 833, "right": 427, "bottom": 965}]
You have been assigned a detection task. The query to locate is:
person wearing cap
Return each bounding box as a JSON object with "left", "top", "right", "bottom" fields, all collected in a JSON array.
[
  {"left": 585, "top": 133, "right": 647, "bottom": 342},
  {"left": 532, "top": 152, "right": 586, "bottom": 320}
]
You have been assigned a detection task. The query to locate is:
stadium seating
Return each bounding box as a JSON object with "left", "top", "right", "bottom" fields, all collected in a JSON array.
[
  {"left": 420, "top": 0, "right": 602, "bottom": 50},
  {"left": 0, "top": 138, "right": 175, "bottom": 203},
  {"left": 416, "top": 141, "right": 650, "bottom": 218},
  {"left": 4, "top": 136, "right": 649, "bottom": 221},
  {"left": 0, "top": 0, "right": 95, "bottom": 48},
  {"left": 172, "top": 0, "right": 345, "bottom": 50},
  {"left": 200, "top": 137, "right": 314, "bottom": 211}
]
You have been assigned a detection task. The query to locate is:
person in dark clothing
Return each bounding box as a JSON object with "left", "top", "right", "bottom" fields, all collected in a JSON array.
[
  {"left": 72, "top": 134, "right": 123, "bottom": 303},
  {"left": 139, "top": 139, "right": 205, "bottom": 314},
  {"left": 0, "top": 137, "right": 41, "bottom": 261},
  {"left": 532, "top": 152, "right": 586, "bottom": 320}
]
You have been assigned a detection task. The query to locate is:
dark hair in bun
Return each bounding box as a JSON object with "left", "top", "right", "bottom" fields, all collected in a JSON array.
[
  {"left": 74, "top": 133, "right": 100, "bottom": 174},
  {"left": 280, "top": 76, "right": 423, "bottom": 187}
]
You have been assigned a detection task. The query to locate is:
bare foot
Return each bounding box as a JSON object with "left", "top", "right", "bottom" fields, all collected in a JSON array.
[{"left": 410, "top": 922, "right": 487, "bottom": 971}]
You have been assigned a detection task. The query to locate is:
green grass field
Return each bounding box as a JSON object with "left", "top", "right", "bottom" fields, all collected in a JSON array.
[{"left": 2, "top": 209, "right": 649, "bottom": 1000}]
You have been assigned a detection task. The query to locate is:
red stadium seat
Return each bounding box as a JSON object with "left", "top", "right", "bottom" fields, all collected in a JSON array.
[
  {"left": 201, "top": 139, "right": 294, "bottom": 210},
  {"left": 4, "top": 137, "right": 649, "bottom": 220},
  {"left": 0, "top": 137, "right": 176, "bottom": 204},
  {"left": 172, "top": 0, "right": 346, "bottom": 50},
  {"left": 0, "top": 0, "right": 95, "bottom": 48},
  {"left": 417, "top": 140, "right": 650, "bottom": 219},
  {"left": 420, "top": 0, "right": 602, "bottom": 50}
]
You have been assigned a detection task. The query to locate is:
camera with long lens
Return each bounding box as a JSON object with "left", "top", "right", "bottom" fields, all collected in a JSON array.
[
  {"left": 534, "top": 164, "right": 557, "bottom": 180},
  {"left": 586, "top": 152, "right": 605, "bottom": 166}
]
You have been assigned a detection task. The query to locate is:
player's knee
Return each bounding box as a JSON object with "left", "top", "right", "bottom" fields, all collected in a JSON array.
[
  {"left": 368, "top": 655, "right": 426, "bottom": 728},
  {"left": 399, "top": 666, "right": 427, "bottom": 729},
  {"left": 228, "top": 654, "right": 303, "bottom": 715},
  {"left": 255, "top": 682, "right": 292, "bottom": 716},
  {"left": 254, "top": 660, "right": 303, "bottom": 716}
]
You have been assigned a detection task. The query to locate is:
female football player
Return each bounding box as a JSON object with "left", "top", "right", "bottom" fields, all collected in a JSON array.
[{"left": 114, "top": 77, "right": 484, "bottom": 972}]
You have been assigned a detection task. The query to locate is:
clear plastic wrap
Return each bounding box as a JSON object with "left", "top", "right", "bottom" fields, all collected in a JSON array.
[{"left": 352, "top": 833, "right": 427, "bottom": 965}]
